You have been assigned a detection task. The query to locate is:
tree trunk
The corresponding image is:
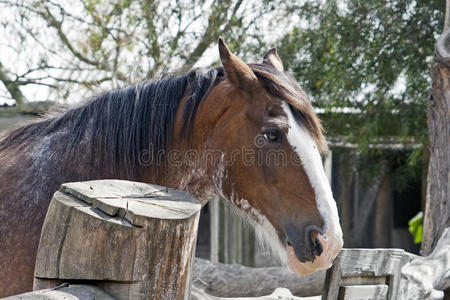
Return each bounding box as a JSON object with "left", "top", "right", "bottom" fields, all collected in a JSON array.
[
  {"left": 445, "top": 0, "right": 450, "bottom": 31},
  {"left": 0, "top": 62, "right": 27, "bottom": 107},
  {"left": 421, "top": 30, "right": 450, "bottom": 256}
]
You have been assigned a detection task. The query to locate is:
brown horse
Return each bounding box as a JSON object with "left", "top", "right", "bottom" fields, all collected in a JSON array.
[{"left": 0, "top": 38, "right": 343, "bottom": 297}]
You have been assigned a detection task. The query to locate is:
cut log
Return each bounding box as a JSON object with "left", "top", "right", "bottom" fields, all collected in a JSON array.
[
  {"left": 192, "top": 257, "right": 325, "bottom": 297},
  {"left": 33, "top": 180, "right": 201, "bottom": 300}
]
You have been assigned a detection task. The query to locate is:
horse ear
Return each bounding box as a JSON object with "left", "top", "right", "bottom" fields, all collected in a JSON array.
[
  {"left": 218, "top": 37, "right": 257, "bottom": 88},
  {"left": 263, "top": 48, "right": 284, "bottom": 72}
]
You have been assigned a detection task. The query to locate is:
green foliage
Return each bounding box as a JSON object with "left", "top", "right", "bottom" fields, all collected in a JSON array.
[
  {"left": 278, "top": 0, "right": 444, "bottom": 156},
  {"left": 408, "top": 211, "right": 423, "bottom": 244}
]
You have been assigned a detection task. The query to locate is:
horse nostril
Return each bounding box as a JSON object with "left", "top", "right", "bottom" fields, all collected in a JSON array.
[
  {"left": 311, "top": 232, "right": 323, "bottom": 257},
  {"left": 287, "top": 241, "right": 293, "bottom": 247},
  {"left": 306, "top": 225, "right": 324, "bottom": 258}
]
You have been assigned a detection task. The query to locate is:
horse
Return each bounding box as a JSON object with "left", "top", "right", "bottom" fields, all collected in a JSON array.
[{"left": 0, "top": 38, "right": 343, "bottom": 297}]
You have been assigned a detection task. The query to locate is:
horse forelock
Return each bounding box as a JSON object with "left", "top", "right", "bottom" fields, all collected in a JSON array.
[{"left": 249, "top": 64, "right": 328, "bottom": 154}]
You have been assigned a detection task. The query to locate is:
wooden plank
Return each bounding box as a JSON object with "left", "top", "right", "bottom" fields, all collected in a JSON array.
[
  {"left": 209, "top": 196, "right": 220, "bottom": 263},
  {"left": 338, "top": 285, "right": 388, "bottom": 300},
  {"left": 337, "top": 249, "right": 404, "bottom": 277}
]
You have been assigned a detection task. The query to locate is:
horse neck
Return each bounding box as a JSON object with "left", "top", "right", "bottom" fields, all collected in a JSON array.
[
  {"left": 55, "top": 121, "right": 218, "bottom": 204},
  {"left": 155, "top": 140, "right": 217, "bottom": 206}
]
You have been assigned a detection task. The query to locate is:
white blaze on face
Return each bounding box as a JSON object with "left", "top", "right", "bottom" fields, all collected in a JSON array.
[{"left": 282, "top": 102, "right": 343, "bottom": 273}]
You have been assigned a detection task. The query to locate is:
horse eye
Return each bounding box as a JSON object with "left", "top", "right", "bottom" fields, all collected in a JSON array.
[{"left": 263, "top": 130, "right": 282, "bottom": 143}]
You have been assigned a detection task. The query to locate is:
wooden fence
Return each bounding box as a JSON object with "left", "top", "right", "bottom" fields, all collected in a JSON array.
[{"left": 4, "top": 180, "right": 449, "bottom": 300}]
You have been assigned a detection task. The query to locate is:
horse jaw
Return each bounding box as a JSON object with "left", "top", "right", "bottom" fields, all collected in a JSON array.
[
  {"left": 247, "top": 204, "right": 338, "bottom": 275},
  {"left": 237, "top": 199, "right": 337, "bottom": 275}
]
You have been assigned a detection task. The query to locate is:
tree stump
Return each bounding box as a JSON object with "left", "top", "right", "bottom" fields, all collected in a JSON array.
[{"left": 33, "top": 180, "right": 201, "bottom": 300}]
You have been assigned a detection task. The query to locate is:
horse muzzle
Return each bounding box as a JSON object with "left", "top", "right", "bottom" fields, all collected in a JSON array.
[{"left": 285, "top": 223, "right": 343, "bottom": 275}]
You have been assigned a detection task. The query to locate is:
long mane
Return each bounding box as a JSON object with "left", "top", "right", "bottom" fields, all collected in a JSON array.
[{"left": 0, "top": 64, "right": 326, "bottom": 179}]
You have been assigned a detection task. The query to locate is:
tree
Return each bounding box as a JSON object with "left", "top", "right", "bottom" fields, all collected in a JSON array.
[
  {"left": 421, "top": 0, "right": 450, "bottom": 256},
  {"left": 0, "top": 0, "right": 292, "bottom": 106},
  {"left": 277, "top": 0, "right": 444, "bottom": 153}
]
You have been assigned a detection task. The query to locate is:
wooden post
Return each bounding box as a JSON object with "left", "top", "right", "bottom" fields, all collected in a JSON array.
[
  {"left": 33, "top": 180, "right": 201, "bottom": 300},
  {"left": 374, "top": 174, "right": 392, "bottom": 248},
  {"left": 322, "top": 248, "right": 406, "bottom": 300},
  {"left": 209, "top": 196, "right": 220, "bottom": 263},
  {"left": 324, "top": 149, "right": 332, "bottom": 184},
  {"left": 335, "top": 150, "right": 355, "bottom": 248},
  {"left": 210, "top": 196, "right": 256, "bottom": 266}
]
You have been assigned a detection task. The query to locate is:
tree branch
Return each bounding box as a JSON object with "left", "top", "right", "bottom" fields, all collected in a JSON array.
[
  {"left": 0, "top": 61, "right": 28, "bottom": 106},
  {"left": 185, "top": 0, "right": 243, "bottom": 66},
  {"left": 38, "top": 5, "right": 104, "bottom": 68}
]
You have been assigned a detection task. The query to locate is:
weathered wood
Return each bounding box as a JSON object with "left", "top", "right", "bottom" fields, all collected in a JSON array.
[
  {"left": 191, "top": 284, "right": 321, "bottom": 300},
  {"left": 338, "top": 285, "right": 388, "bottom": 300},
  {"left": 209, "top": 196, "right": 220, "bottom": 263},
  {"left": 322, "top": 248, "right": 405, "bottom": 300},
  {"left": 422, "top": 29, "right": 450, "bottom": 255},
  {"left": 3, "top": 284, "right": 115, "bottom": 300},
  {"left": 399, "top": 228, "right": 450, "bottom": 299},
  {"left": 34, "top": 180, "right": 201, "bottom": 300},
  {"left": 324, "top": 149, "right": 332, "bottom": 183},
  {"left": 192, "top": 257, "right": 325, "bottom": 297}
]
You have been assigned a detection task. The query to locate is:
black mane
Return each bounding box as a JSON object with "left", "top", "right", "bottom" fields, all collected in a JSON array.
[
  {"left": 0, "top": 63, "right": 326, "bottom": 180},
  {"left": 0, "top": 68, "right": 223, "bottom": 179}
]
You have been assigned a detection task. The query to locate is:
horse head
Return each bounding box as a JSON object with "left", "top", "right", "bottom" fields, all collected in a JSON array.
[{"left": 182, "top": 38, "right": 343, "bottom": 275}]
